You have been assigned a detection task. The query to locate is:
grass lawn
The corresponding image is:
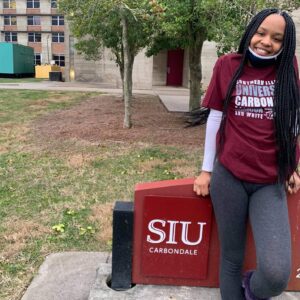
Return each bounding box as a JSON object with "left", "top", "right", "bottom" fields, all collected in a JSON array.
[{"left": 0, "top": 89, "right": 201, "bottom": 300}]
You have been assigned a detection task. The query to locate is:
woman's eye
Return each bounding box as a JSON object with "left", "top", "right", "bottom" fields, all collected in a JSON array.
[{"left": 256, "top": 32, "right": 264, "bottom": 36}]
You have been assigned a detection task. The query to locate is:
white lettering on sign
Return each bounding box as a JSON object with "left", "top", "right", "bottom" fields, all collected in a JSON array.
[
  {"left": 166, "top": 220, "right": 179, "bottom": 244},
  {"left": 147, "top": 219, "right": 166, "bottom": 244},
  {"left": 149, "top": 247, "right": 198, "bottom": 256},
  {"left": 296, "top": 268, "right": 300, "bottom": 279},
  {"left": 181, "top": 221, "right": 206, "bottom": 246},
  {"left": 146, "top": 219, "right": 206, "bottom": 246}
]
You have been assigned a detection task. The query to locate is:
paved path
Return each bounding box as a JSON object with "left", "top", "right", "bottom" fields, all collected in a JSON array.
[{"left": 21, "top": 252, "right": 300, "bottom": 300}]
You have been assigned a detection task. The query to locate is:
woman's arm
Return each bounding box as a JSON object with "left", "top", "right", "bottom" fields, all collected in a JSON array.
[{"left": 194, "top": 109, "right": 223, "bottom": 196}]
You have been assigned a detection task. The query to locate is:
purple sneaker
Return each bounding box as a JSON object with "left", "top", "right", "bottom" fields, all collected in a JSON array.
[{"left": 242, "top": 271, "right": 271, "bottom": 300}]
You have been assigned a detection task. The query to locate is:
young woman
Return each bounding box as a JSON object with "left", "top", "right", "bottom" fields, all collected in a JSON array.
[{"left": 193, "top": 8, "right": 300, "bottom": 300}]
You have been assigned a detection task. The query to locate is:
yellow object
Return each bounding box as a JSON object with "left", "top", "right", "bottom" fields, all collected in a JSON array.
[
  {"left": 35, "top": 65, "right": 61, "bottom": 79},
  {"left": 69, "top": 67, "right": 75, "bottom": 81}
]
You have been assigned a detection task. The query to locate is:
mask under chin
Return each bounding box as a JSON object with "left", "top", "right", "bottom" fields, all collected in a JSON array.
[{"left": 246, "top": 47, "right": 282, "bottom": 68}]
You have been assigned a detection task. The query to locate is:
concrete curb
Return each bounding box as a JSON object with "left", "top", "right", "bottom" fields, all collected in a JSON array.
[
  {"left": 20, "top": 252, "right": 300, "bottom": 300},
  {"left": 21, "top": 252, "right": 110, "bottom": 300},
  {"left": 88, "top": 263, "right": 221, "bottom": 300},
  {"left": 88, "top": 258, "right": 300, "bottom": 300}
]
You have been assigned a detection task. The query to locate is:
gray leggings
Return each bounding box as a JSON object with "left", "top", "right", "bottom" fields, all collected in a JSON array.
[{"left": 210, "top": 161, "right": 291, "bottom": 300}]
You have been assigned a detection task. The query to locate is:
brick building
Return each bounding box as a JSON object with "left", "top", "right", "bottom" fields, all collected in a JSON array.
[{"left": 0, "top": 0, "right": 65, "bottom": 67}]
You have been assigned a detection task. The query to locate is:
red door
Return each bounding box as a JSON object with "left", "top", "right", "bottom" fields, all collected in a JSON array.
[{"left": 166, "top": 49, "right": 184, "bottom": 86}]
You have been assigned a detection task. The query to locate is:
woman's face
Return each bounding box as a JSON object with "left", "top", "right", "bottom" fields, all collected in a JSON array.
[{"left": 250, "top": 14, "right": 286, "bottom": 56}]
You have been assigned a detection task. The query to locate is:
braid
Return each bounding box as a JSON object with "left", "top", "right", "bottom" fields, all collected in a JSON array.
[
  {"left": 275, "top": 12, "right": 300, "bottom": 182},
  {"left": 218, "top": 9, "right": 300, "bottom": 183}
]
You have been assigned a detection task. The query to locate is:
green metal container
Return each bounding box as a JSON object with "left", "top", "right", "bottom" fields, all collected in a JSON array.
[{"left": 0, "top": 43, "right": 35, "bottom": 75}]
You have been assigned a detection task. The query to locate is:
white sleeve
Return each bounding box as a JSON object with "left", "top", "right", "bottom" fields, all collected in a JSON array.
[{"left": 201, "top": 109, "right": 223, "bottom": 172}]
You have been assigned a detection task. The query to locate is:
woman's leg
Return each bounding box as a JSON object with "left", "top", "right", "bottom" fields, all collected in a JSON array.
[
  {"left": 210, "top": 162, "right": 249, "bottom": 300},
  {"left": 249, "top": 184, "right": 291, "bottom": 298}
]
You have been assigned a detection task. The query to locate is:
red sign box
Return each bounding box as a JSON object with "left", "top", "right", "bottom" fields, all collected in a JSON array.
[
  {"left": 132, "top": 178, "right": 300, "bottom": 290},
  {"left": 141, "top": 195, "right": 212, "bottom": 280}
]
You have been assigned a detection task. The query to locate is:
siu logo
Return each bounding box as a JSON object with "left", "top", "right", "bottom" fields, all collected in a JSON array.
[{"left": 146, "top": 219, "right": 206, "bottom": 246}]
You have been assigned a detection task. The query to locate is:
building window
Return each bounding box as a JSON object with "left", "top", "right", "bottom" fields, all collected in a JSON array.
[
  {"left": 4, "top": 15, "right": 17, "bottom": 25},
  {"left": 52, "top": 16, "right": 64, "bottom": 26},
  {"left": 51, "top": 0, "right": 57, "bottom": 8},
  {"left": 34, "top": 53, "right": 41, "bottom": 65},
  {"left": 27, "top": 16, "right": 41, "bottom": 25},
  {"left": 52, "top": 32, "right": 64, "bottom": 43},
  {"left": 28, "top": 32, "right": 41, "bottom": 42},
  {"left": 4, "top": 32, "right": 17, "bottom": 42},
  {"left": 27, "top": 0, "right": 40, "bottom": 8},
  {"left": 3, "top": 0, "right": 16, "bottom": 9},
  {"left": 52, "top": 54, "right": 65, "bottom": 66}
]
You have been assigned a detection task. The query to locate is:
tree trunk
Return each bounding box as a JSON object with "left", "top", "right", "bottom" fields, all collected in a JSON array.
[
  {"left": 120, "top": 8, "right": 133, "bottom": 128},
  {"left": 188, "top": 31, "right": 205, "bottom": 111},
  {"left": 115, "top": 49, "right": 125, "bottom": 100},
  {"left": 119, "top": 61, "right": 124, "bottom": 100},
  {"left": 126, "top": 53, "right": 134, "bottom": 100}
]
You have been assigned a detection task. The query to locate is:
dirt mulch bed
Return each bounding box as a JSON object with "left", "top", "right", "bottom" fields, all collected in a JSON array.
[{"left": 34, "top": 94, "right": 205, "bottom": 147}]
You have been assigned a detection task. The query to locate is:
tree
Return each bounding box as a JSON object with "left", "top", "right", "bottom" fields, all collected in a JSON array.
[
  {"left": 59, "top": 0, "right": 156, "bottom": 128},
  {"left": 148, "top": 0, "right": 300, "bottom": 111}
]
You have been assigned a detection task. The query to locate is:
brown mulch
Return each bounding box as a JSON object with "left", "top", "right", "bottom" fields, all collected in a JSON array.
[{"left": 34, "top": 94, "right": 205, "bottom": 147}]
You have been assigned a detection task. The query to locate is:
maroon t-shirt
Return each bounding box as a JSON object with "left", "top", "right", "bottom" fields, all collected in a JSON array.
[{"left": 203, "top": 53, "right": 285, "bottom": 183}]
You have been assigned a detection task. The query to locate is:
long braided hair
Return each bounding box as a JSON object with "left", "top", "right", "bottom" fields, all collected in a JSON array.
[{"left": 218, "top": 8, "right": 300, "bottom": 183}]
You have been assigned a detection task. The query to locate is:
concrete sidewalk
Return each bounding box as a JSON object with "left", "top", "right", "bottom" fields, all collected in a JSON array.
[
  {"left": 21, "top": 252, "right": 107, "bottom": 300},
  {"left": 153, "top": 86, "right": 189, "bottom": 112},
  {"left": 21, "top": 252, "right": 300, "bottom": 300},
  {"left": 0, "top": 81, "right": 190, "bottom": 112},
  {"left": 0, "top": 81, "right": 149, "bottom": 94}
]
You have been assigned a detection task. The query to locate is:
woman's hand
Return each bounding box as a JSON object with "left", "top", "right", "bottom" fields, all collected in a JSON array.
[
  {"left": 193, "top": 171, "right": 211, "bottom": 196},
  {"left": 287, "top": 171, "right": 300, "bottom": 194}
]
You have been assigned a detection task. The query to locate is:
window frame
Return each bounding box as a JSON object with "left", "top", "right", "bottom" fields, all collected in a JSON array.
[
  {"left": 34, "top": 53, "right": 41, "bottom": 65},
  {"left": 3, "top": 0, "right": 16, "bottom": 9},
  {"left": 52, "top": 32, "right": 64, "bottom": 43},
  {"left": 51, "top": 0, "right": 57, "bottom": 8},
  {"left": 28, "top": 32, "right": 41, "bottom": 43},
  {"left": 52, "top": 16, "right": 64, "bottom": 26},
  {"left": 52, "top": 54, "right": 65, "bottom": 66},
  {"left": 26, "top": 0, "right": 40, "bottom": 9},
  {"left": 4, "top": 15, "right": 17, "bottom": 26},
  {"left": 27, "top": 15, "right": 41, "bottom": 26},
  {"left": 4, "top": 32, "right": 17, "bottom": 42}
]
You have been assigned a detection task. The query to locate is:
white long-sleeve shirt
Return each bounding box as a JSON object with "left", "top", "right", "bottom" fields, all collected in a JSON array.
[{"left": 201, "top": 109, "right": 223, "bottom": 172}]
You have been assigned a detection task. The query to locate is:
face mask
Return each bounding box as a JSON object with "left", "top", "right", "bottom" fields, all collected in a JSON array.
[{"left": 247, "top": 47, "right": 283, "bottom": 68}]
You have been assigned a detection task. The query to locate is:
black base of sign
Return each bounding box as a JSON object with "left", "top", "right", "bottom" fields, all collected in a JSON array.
[
  {"left": 49, "top": 71, "right": 62, "bottom": 81},
  {"left": 111, "top": 201, "right": 134, "bottom": 290}
]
